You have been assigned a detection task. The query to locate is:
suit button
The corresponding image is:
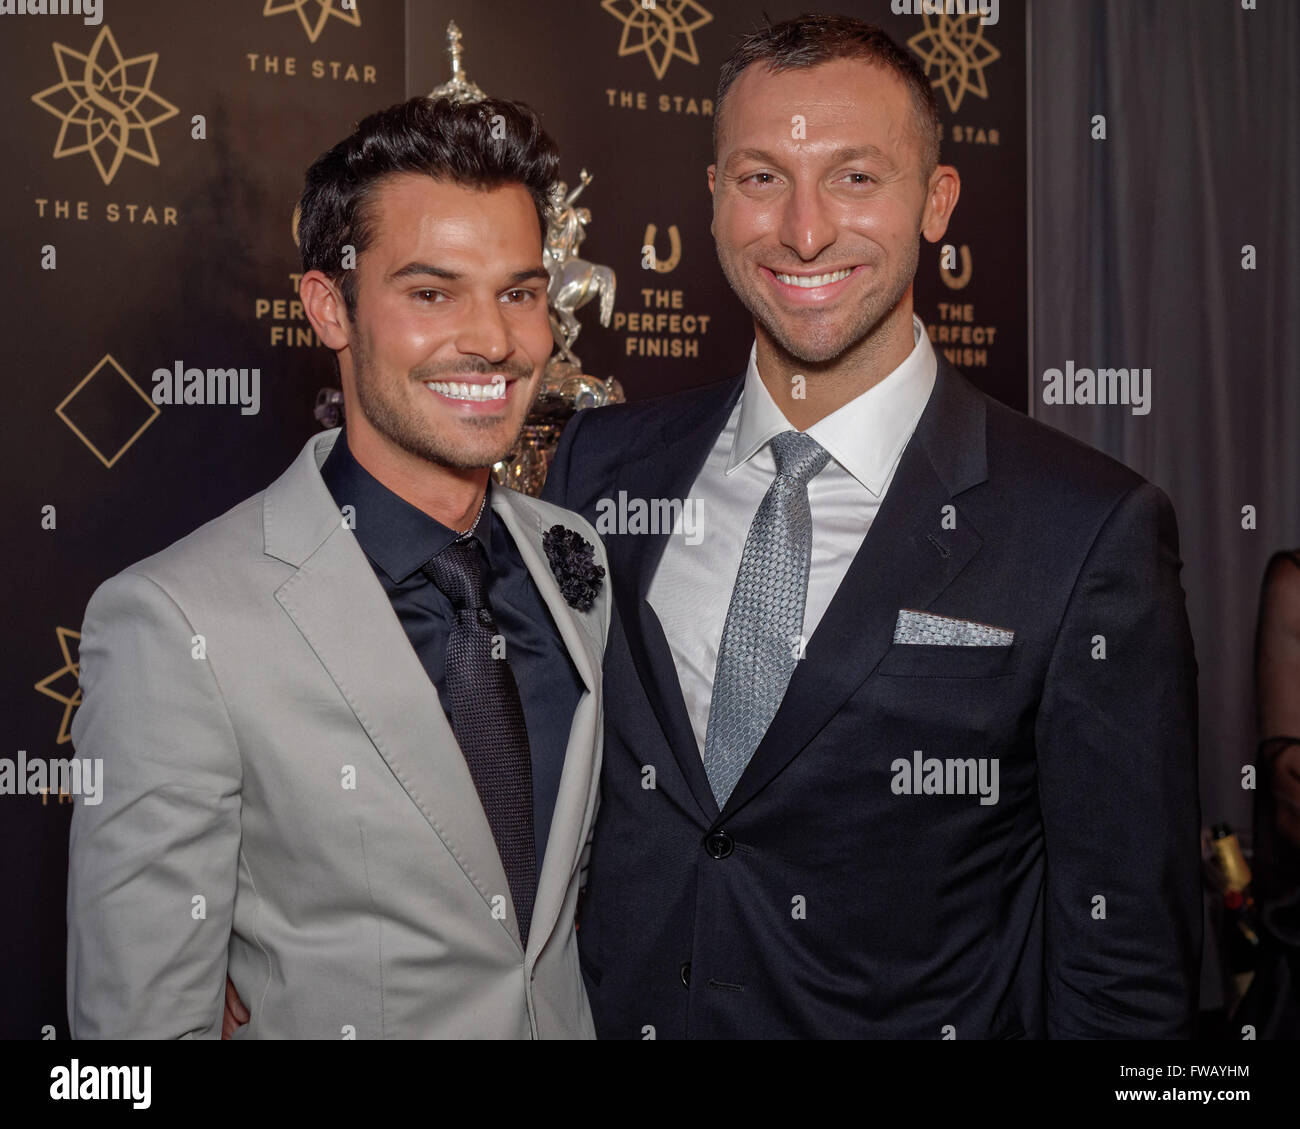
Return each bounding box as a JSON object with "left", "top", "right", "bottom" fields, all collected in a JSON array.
[
  {"left": 680, "top": 961, "right": 691, "bottom": 988},
  {"left": 704, "top": 831, "right": 733, "bottom": 859}
]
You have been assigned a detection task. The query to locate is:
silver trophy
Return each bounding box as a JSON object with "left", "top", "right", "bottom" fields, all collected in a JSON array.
[
  {"left": 317, "top": 21, "right": 625, "bottom": 496},
  {"left": 498, "top": 169, "right": 623, "bottom": 494},
  {"left": 426, "top": 20, "right": 624, "bottom": 495},
  {"left": 427, "top": 20, "right": 487, "bottom": 104}
]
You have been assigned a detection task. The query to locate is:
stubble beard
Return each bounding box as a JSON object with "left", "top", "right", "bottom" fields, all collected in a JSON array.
[
  {"left": 349, "top": 327, "right": 537, "bottom": 471},
  {"left": 717, "top": 235, "right": 920, "bottom": 369}
]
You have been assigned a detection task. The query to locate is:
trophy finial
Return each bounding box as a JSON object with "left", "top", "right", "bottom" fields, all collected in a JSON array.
[
  {"left": 428, "top": 18, "right": 487, "bottom": 103},
  {"left": 447, "top": 21, "right": 464, "bottom": 79}
]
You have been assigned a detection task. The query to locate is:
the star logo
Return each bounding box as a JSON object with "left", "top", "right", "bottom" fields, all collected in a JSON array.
[
  {"left": 264, "top": 0, "right": 361, "bottom": 45},
  {"left": 30, "top": 26, "right": 179, "bottom": 186},
  {"left": 34, "top": 628, "right": 81, "bottom": 746},
  {"left": 907, "top": 13, "right": 1001, "bottom": 113},
  {"left": 602, "top": 0, "right": 713, "bottom": 81}
]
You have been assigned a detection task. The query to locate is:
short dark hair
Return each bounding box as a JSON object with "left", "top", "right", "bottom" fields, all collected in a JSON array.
[
  {"left": 714, "top": 13, "right": 942, "bottom": 181},
  {"left": 298, "top": 96, "right": 559, "bottom": 317}
]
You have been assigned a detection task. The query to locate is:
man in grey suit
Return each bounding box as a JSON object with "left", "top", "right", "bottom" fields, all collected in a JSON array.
[{"left": 67, "top": 95, "right": 610, "bottom": 1039}]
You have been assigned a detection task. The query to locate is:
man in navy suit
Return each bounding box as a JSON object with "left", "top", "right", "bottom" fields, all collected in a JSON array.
[{"left": 542, "top": 14, "right": 1200, "bottom": 1038}]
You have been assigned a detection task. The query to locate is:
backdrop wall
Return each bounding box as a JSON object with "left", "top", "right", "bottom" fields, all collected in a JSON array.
[
  {"left": 34, "top": 0, "right": 1288, "bottom": 1040},
  {"left": 1029, "top": 0, "right": 1300, "bottom": 870},
  {"left": 0, "top": 0, "right": 408, "bottom": 1039},
  {"left": 405, "top": 0, "right": 1028, "bottom": 405}
]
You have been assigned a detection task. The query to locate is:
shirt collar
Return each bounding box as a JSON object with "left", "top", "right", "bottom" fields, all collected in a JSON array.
[
  {"left": 728, "top": 314, "right": 938, "bottom": 497},
  {"left": 319, "top": 430, "right": 492, "bottom": 583}
]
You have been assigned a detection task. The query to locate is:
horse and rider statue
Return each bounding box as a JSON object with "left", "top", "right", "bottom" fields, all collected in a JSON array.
[{"left": 544, "top": 169, "right": 616, "bottom": 372}]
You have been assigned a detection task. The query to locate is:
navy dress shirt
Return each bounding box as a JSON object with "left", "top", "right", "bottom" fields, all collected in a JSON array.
[{"left": 320, "top": 433, "right": 583, "bottom": 866}]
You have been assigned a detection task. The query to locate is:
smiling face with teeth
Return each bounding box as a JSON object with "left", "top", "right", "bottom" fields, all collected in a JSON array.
[
  {"left": 709, "top": 57, "right": 960, "bottom": 412},
  {"left": 304, "top": 173, "right": 553, "bottom": 489}
]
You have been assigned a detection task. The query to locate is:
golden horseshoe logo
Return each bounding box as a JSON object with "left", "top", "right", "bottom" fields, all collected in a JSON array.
[
  {"left": 940, "top": 244, "right": 972, "bottom": 290},
  {"left": 643, "top": 223, "right": 682, "bottom": 273}
]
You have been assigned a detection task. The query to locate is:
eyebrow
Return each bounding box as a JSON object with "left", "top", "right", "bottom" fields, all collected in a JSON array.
[
  {"left": 388, "top": 263, "right": 549, "bottom": 285},
  {"left": 725, "top": 144, "right": 897, "bottom": 170}
]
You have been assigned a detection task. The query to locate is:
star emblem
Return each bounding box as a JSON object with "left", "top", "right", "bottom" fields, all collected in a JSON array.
[
  {"left": 34, "top": 628, "right": 82, "bottom": 746},
  {"left": 601, "top": 0, "right": 713, "bottom": 81},
  {"left": 30, "top": 26, "right": 179, "bottom": 187},
  {"left": 907, "top": 13, "right": 1002, "bottom": 113},
  {"left": 264, "top": 0, "right": 362, "bottom": 45}
]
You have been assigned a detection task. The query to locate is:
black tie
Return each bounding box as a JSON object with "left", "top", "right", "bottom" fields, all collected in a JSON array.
[{"left": 421, "top": 537, "right": 536, "bottom": 947}]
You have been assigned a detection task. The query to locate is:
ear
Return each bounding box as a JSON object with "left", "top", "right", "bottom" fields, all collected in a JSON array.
[
  {"left": 920, "top": 164, "right": 961, "bottom": 243},
  {"left": 299, "top": 270, "right": 351, "bottom": 351},
  {"left": 707, "top": 163, "right": 717, "bottom": 197}
]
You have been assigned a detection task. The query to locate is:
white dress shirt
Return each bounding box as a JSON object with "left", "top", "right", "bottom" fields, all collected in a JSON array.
[{"left": 646, "top": 314, "right": 938, "bottom": 757}]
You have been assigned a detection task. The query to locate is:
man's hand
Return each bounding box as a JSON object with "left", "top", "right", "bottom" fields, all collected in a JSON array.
[{"left": 221, "top": 976, "right": 249, "bottom": 1039}]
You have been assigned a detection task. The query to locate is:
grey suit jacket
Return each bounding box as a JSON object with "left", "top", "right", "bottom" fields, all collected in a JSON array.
[{"left": 67, "top": 430, "right": 610, "bottom": 1039}]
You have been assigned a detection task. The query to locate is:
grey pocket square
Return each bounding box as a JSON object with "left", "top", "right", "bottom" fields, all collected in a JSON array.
[{"left": 893, "top": 609, "right": 1014, "bottom": 646}]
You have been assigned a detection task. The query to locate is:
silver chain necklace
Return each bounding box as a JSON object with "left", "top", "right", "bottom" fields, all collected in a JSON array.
[{"left": 455, "top": 490, "right": 488, "bottom": 540}]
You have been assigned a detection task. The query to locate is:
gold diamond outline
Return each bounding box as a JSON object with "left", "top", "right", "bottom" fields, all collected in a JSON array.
[{"left": 55, "top": 353, "right": 160, "bottom": 469}]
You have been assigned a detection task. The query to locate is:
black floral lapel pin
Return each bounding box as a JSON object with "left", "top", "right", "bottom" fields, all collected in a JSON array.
[{"left": 542, "top": 525, "right": 605, "bottom": 612}]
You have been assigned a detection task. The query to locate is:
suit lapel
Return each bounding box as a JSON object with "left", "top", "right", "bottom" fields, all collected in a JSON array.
[
  {"left": 491, "top": 489, "right": 602, "bottom": 696},
  {"left": 264, "top": 432, "right": 521, "bottom": 949},
  {"left": 721, "top": 361, "right": 990, "bottom": 819},
  {"left": 607, "top": 377, "right": 743, "bottom": 823},
  {"left": 489, "top": 488, "right": 603, "bottom": 960}
]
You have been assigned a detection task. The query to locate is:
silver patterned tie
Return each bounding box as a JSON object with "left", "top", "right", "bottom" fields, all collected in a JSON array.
[{"left": 703, "top": 430, "right": 831, "bottom": 807}]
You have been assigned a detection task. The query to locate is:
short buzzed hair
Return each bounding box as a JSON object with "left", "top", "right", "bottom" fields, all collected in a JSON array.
[{"left": 714, "top": 13, "right": 942, "bottom": 182}]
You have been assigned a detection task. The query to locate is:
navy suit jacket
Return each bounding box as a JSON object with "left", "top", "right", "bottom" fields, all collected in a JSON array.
[{"left": 542, "top": 357, "right": 1201, "bottom": 1039}]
